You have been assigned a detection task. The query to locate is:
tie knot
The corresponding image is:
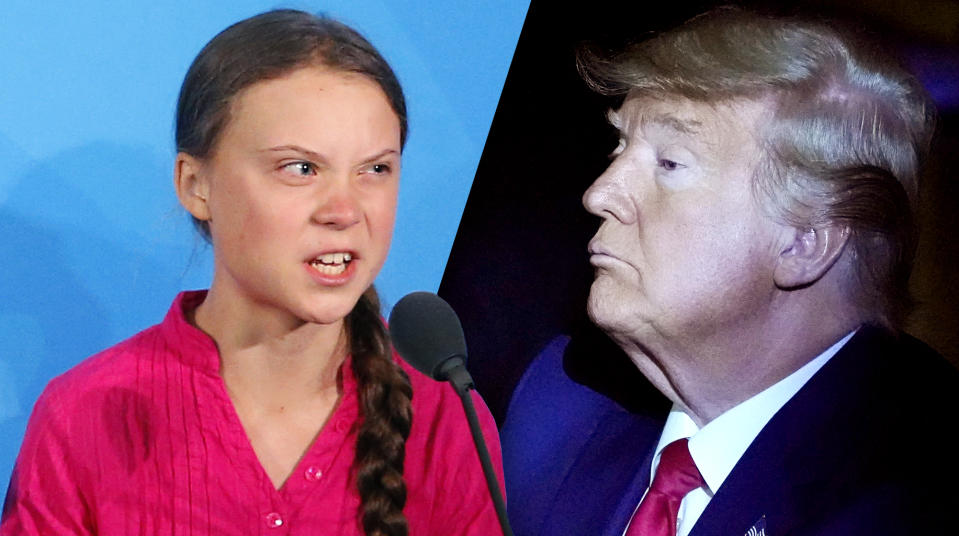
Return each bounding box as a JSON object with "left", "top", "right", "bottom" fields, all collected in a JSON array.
[
  {"left": 623, "top": 438, "right": 705, "bottom": 536},
  {"left": 650, "top": 438, "right": 704, "bottom": 499}
]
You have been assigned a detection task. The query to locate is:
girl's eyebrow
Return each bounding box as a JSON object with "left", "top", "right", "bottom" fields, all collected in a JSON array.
[
  {"left": 358, "top": 149, "right": 400, "bottom": 164},
  {"left": 262, "top": 144, "right": 328, "bottom": 164},
  {"left": 262, "top": 145, "right": 400, "bottom": 164}
]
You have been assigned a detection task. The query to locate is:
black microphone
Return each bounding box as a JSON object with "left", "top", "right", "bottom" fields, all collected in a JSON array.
[
  {"left": 389, "top": 292, "right": 514, "bottom": 536},
  {"left": 388, "top": 291, "right": 474, "bottom": 392}
]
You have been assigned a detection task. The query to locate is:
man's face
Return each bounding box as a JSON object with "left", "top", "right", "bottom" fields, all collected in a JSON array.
[{"left": 584, "top": 95, "right": 788, "bottom": 353}]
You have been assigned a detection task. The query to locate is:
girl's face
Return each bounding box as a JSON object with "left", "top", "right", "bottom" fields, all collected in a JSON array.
[{"left": 180, "top": 67, "right": 401, "bottom": 327}]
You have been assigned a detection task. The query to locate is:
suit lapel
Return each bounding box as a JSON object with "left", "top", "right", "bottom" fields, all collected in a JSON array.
[
  {"left": 539, "top": 406, "right": 662, "bottom": 536},
  {"left": 689, "top": 328, "right": 888, "bottom": 536},
  {"left": 602, "top": 442, "right": 657, "bottom": 536}
]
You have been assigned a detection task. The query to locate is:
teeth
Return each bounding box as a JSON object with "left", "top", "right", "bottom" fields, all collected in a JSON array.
[
  {"left": 310, "top": 252, "right": 352, "bottom": 275},
  {"left": 312, "top": 262, "right": 346, "bottom": 275},
  {"left": 313, "top": 252, "right": 353, "bottom": 264}
]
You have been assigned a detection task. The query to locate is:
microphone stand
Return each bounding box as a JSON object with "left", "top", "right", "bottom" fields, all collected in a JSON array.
[{"left": 443, "top": 363, "right": 515, "bottom": 536}]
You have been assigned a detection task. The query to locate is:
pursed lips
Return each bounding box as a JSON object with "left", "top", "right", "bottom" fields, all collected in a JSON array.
[
  {"left": 587, "top": 240, "right": 618, "bottom": 266},
  {"left": 588, "top": 238, "right": 638, "bottom": 272}
]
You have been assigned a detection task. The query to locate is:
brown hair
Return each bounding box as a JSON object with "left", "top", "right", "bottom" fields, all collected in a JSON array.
[
  {"left": 347, "top": 288, "right": 414, "bottom": 536},
  {"left": 578, "top": 6, "right": 936, "bottom": 327},
  {"left": 175, "top": 10, "right": 412, "bottom": 535}
]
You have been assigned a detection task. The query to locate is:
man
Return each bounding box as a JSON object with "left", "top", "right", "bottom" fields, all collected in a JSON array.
[{"left": 504, "top": 7, "right": 959, "bottom": 536}]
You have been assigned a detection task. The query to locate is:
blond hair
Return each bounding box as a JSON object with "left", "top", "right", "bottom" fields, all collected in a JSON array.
[{"left": 579, "top": 7, "right": 936, "bottom": 327}]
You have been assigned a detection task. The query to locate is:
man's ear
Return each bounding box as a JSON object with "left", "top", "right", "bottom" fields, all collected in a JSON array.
[
  {"left": 173, "top": 152, "right": 212, "bottom": 223},
  {"left": 774, "top": 224, "right": 850, "bottom": 289}
]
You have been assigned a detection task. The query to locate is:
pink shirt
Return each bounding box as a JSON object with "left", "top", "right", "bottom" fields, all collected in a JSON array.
[{"left": 1, "top": 291, "right": 505, "bottom": 535}]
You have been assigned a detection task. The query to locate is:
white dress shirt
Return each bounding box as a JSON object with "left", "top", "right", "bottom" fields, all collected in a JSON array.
[{"left": 623, "top": 330, "right": 856, "bottom": 536}]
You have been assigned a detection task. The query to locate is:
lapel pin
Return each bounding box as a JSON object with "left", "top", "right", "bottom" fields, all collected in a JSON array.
[{"left": 745, "top": 515, "right": 767, "bottom": 536}]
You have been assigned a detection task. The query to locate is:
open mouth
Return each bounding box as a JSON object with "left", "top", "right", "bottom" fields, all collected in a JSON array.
[{"left": 309, "top": 252, "right": 353, "bottom": 275}]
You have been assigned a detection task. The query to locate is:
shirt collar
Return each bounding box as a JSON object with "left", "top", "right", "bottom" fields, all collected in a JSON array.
[
  {"left": 159, "top": 290, "right": 221, "bottom": 373},
  {"left": 651, "top": 329, "right": 856, "bottom": 495}
]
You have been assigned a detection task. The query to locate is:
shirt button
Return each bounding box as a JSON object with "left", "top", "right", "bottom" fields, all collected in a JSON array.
[
  {"left": 265, "top": 512, "right": 284, "bottom": 529},
  {"left": 304, "top": 465, "right": 322, "bottom": 482},
  {"left": 335, "top": 419, "right": 350, "bottom": 432}
]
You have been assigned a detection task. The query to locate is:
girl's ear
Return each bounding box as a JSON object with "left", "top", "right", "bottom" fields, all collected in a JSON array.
[{"left": 173, "top": 152, "right": 212, "bottom": 222}]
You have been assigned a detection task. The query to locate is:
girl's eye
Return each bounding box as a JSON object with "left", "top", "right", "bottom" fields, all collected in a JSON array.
[
  {"left": 283, "top": 161, "right": 316, "bottom": 175},
  {"left": 360, "top": 162, "right": 394, "bottom": 177}
]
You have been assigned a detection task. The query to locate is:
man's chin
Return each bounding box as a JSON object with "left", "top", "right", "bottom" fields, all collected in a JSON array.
[
  {"left": 588, "top": 283, "right": 633, "bottom": 324},
  {"left": 585, "top": 289, "right": 610, "bottom": 327},
  {"left": 587, "top": 297, "right": 632, "bottom": 338}
]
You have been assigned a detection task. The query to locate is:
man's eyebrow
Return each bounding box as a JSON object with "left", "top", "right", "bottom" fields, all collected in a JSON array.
[
  {"left": 643, "top": 113, "right": 702, "bottom": 136},
  {"left": 607, "top": 109, "right": 702, "bottom": 137},
  {"left": 606, "top": 109, "right": 623, "bottom": 130}
]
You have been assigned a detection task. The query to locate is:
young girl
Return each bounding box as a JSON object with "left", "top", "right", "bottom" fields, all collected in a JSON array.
[{"left": 1, "top": 10, "right": 503, "bottom": 536}]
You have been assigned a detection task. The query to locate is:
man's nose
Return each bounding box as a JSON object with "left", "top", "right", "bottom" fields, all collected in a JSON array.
[{"left": 582, "top": 163, "right": 634, "bottom": 224}]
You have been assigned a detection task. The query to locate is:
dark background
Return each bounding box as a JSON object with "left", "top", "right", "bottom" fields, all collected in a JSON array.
[{"left": 440, "top": 0, "right": 959, "bottom": 423}]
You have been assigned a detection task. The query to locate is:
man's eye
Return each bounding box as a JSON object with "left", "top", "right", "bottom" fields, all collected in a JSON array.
[
  {"left": 283, "top": 161, "right": 316, "bottom": 175},
  {"left": 659, "top": 158, "right": 682, "bottom": 171}
]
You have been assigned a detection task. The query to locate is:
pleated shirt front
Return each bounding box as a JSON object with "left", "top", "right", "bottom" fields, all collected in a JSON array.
[{"left": 2, "top": 291, "right": 504, "bottom": 536}]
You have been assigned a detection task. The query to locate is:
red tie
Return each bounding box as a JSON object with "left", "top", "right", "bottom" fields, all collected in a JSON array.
[{"left": 625, "top": 438, "right": 705, "bottom": 536}]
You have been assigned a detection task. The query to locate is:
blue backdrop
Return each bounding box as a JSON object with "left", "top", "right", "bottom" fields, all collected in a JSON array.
[{"left": 0, "top": 0, "right": 528, "bottom": 491}]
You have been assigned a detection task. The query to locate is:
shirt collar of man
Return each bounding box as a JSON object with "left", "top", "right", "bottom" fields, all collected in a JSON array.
[{"left": 650, "top": 329, "right": 857, "bottom": 494}]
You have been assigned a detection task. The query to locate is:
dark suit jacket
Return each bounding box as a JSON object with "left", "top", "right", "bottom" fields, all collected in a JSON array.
[{"left": 502, "top": 327, "right": 959, "bottom": 536}]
